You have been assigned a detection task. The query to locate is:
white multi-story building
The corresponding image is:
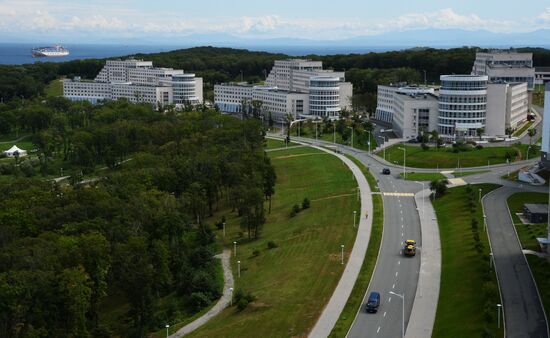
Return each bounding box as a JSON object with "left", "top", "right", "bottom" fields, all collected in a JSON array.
[
  {"left": 63, "top": 59, "right": 203, "bottom": 107},
  {"left": 374, "top": 85, "right": 438, "bottom": 139},
  {"left": 472, "top": 50, "right": 535, "bottom": 90},
  {"left": 485, "top": 82, "right": 529, "bottom": 136},
  {"left": 438, "top": 75, "right": 489, "bottom": 139},
  {"left": 542, "top": 83, "right": 550, "bottom": 164},
  {"left": 214, "top": 59, "right": 352, "bottom": 121}
]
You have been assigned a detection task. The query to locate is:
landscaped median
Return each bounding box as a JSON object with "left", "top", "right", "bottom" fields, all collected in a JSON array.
[
  {"left": 378, "top": 143, "right": 539, "bottom": 169},
  {"left": 506, "top": 192, "right": 550, "bottom": 317},
  {"left": 328, "top": 155, "right": 383, "bottom": 337},
  {"left": 184, "top": 145, "right": 360, "bottom": 337},
  {"left": 432, "top": 183, "right": 504, "bottom": 337},
  {"left": 400, "top": 172, "right": 446, "bottom": 181}
]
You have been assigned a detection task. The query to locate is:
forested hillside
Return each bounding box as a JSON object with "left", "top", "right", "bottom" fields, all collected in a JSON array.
[
  {"left": 4, "top": 46, "right": 550, "bottom": 108},
  {"left": 0, "top": 98, "right": 274, "bottom": 337}
]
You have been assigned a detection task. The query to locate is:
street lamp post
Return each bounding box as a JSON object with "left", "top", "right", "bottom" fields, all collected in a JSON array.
[
  {"left": 341, "top": 244, "right": 344, "bottom": 265},
  {"left": 497, "top": 304, "right": 502, "bottom": 328},
  {"left": 353, "top": 210, "right": 357, "bottom": 228},
  {"left": 165, "top": 324, "right": 169, "bottom": 338},
  {"left": 237, "top": 260, "right": 241, "bottom": 278},
  {"left": 233, "top": 241, "right": 237, "bottom": 257},
  {"left": 398, "top": 147, "right": 406, "bottom": 179},
  {"left": 333, "top": 123, "right": 336, "bottom": 144},
  {"left": 229, "top": 287, "right": 234, "bottom": 306},
  {"left": 366, "top": 130, "right": 371, "bottom": 154},
  {"left": 389, "top": 291, "right": 405, "bottom": 338},
  {"left": 478, "top": 188, "right": 482, "bottom": 202},
  {"left": 347, "top": 126, "right": 354, "bottom": 149},
  {"left": 223, "top": 222, "right": 226, "bottom": 238}
]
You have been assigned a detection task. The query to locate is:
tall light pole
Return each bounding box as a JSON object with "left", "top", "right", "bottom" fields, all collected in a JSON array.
[
  {"left": 229, "top": 287, "right": 234, "bottom": 306},
  {"left": 347, "top": 127, "right": 354, "bottom": 149},
  {"left": 341, "top": 244, "right": 345, "bottom": 265},
  {"left": 389, "top": 291, "right": 405, "bottom": 338},
  {"left": 237, "top": 260, "right": 241, "bottom": 278},
  {"left": 223, "top": 222, "right": 226, "bottom": 238},
  {"left": 353, "top": 210, "right": 357, "bottom": 228},
  {"left": 497, "top": 303, "right": 502, "bottom": 328},
  {"left": 398, "top": 147, "right": 406, "bottom": 179},
  {"left": 366, "top": 130, "right": 371, "bottom": 153},
  {"left": 233, "top": 241, "right": 237, "bottom": 257},
  {"left": 415, "top": 181, "right": 425, "bottom": 220},
  {"left": 333, "top": 123, "right": 336, "bottom": 144},
  {"left": 478, "top": 188, "right": 482, "bottom": 202},
  {"left": 165, "top": 324, "right": 169, "bottom": 338}
]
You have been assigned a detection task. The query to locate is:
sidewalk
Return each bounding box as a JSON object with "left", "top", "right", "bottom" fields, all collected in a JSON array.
[
  {"left": 405, "top": 189, "right": 441, "bottom": 338},
  {"left": 171, "top": 250, "right": 234, "bottom": 337},
  {"left": 307, "top": 144, "right": 374, "bottom": 338}
]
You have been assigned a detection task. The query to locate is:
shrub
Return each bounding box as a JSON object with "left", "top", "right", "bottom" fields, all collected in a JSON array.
[
  {"left": 452, "top": 148, "right": 460, "bottom": 153},
  {"left": 471, "top": 218, "right": 479, "bottom": 229},
  {"left": 421, "top": 143, "right": 430, "bottom": 151},
  {"left": 302, "top": 197, "right": 310, "bottom": 210},
  {"left": 267, "top": 240, "right": 278, "bottom": 249},
  {"left": 19, "top": 161, "right": 35, "bottom": 177},
  {"left": 291, "top": 204, "right": 301, "bottom": 217},
  {"left": 190, "top": 292, "right": 211, "bottom": 310},
  {"left": 252, "top": 249, "right": 260, "bottom": 257},
  {"left": 237, "top": 298, "right": 249, "bottom": 311},
  {"left": 476, "top": 144, "right": 484, "bottom": 150}
]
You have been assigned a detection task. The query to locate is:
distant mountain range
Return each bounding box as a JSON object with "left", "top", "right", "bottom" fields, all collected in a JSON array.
[{"left": 3, "top": 28, "right": 550, "bottom": 50}]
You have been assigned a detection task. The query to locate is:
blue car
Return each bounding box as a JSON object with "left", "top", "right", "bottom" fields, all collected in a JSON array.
[{"left": 366, "top": 291, "right": 381, "bottom": 313}]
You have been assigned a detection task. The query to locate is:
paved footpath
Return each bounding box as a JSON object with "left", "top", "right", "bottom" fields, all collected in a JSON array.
[
  {"left": 405, "top": 188, "right": 441, "bottom": 338},
  {"left": 171, "top": 249, "right": 234, "bottom": 337},
  {"left": 307, "top": 144, "right": 374, "bottom": 338}
]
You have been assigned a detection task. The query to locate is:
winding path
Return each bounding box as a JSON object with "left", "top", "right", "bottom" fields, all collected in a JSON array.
[{"left": 170, "top": 249, "right": 234, "bottom": 337}]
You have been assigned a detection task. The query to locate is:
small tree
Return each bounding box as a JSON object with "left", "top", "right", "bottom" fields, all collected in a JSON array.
[
  {"left": 421, "top": 143, "right": 430, "bottom": 151},
  {"left": 476, "top": 128, "right": 484, "bottom": 140},
  {"left": 429, "top": 179, "right": 449, "bottom": 198},
  {"left": 505, "top": 127, "right": 513, "bottom": 138},
  {"left": 528, "top": 128, "right": 537, "bottom": 146},
  {"left": 302, "top": 197, "right": 310, "bottom": 210}
]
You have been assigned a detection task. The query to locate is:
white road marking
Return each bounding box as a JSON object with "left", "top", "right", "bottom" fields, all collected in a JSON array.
[
  {"left": 401, "top": 224, "right": 404, "bottom": 229},
  {"left": 383, "top": 311, "right": 387, "bottom": 317},
  {"left": 392, "top": 283, "right": 395, "bottom": 289},
  {"left": 377, "top": 326, "right": 381, "bottom": 333},
  {"left": 401, "top": 232, "right": 404, "bottom": 237},
  {"left": 395, "top": 271, "right": 399, "bottom": 277},
  {"left": 388, "top": 297, "right": 392, "bottom": 302},
  {"left": 398, "top": 261, "right": 401, "bottom": 265}
]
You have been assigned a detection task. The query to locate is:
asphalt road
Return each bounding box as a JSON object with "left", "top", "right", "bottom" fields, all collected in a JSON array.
[
  {"left": 483, "top": 186, "right": 549, "bottom": 338},
  {"left": 346, "top": 152, "right": 422, "bottom": 338}
]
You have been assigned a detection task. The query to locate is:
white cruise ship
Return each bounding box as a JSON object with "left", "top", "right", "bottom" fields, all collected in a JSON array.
[{"left": 31, "top": 45, "right": 69, "bottom": 58}]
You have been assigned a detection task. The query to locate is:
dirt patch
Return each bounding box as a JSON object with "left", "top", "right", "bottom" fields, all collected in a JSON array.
[{"left": 311, "top": 193, "right": 355, "bottom": 202}]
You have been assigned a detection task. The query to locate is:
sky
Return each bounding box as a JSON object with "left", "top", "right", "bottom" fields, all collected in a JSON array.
[{"left": 2, "top": 0, "right": 550, "bottom": 42}]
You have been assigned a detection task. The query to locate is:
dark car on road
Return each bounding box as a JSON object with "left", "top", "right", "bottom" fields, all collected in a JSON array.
[
  {"left": 366, "top": 291, "right": 381, "bottom": 313},
  {"left": 382, "top": 168, "right": 391, "bottom": 175}
]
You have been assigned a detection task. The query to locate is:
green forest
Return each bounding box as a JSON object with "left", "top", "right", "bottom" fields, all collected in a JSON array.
[{"left": 0, "top": 97, "right": 274, "bottom": 337}]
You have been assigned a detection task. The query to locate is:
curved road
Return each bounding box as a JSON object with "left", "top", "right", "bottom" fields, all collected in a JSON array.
[{"left": 483, "top": 186, "right": 548, "bottom": 338}]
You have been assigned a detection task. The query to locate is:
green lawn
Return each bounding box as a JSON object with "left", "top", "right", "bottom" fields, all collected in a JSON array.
[
  {"left": 264, "top": 138, "right": 297, "bottom": 149},
  {"left": 506, "top": 192, "right": 550, "bottom": 327},
  {"left": 329, "top": 155, "right": 383, "bottom": 337},
  {"left": 45, "top": 79, "right": 63, "bottom": 97},
  {"left": 513, "top": 120, "right": 535, "bottom": 137},
  {"left": 292, "top": 124, "right": 378, "bottom": 152},
  {"left": 453, "top": 170, "right": 491, "bottom": 178},
  {"left": 400, "top": 172, "right": 446, "bottom": 181},
  {"left": 526, "top": 255, "right": 550, "bottom": 319},
  {"left": 187, "top": 145, "right": 359, "bottom": 337},
  {"left": 432, "top": 184, "right": 503, "bottom": 338},
  {"left": 379, "top": 144, "right": 539, "bottom": 169},
  {"left": 507, "top": 192, "right": 548, "bottom": 251}
]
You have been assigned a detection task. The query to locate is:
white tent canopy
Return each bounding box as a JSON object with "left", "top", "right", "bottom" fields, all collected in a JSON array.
[{"left": 3, "top": 145, "right": 27, "bottom": 157}]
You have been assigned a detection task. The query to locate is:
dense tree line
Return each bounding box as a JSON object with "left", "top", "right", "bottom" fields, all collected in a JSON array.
[
  {"left": 0, "top": 98, "right": 274, "bottom": 337},
  {"left": 2, "top": 46, "right": 550, "bottom": 105}
]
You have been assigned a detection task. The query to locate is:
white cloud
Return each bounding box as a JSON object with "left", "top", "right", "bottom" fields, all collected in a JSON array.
[{"left": 0, "top": 1, "right": 550, "bottom": 39}]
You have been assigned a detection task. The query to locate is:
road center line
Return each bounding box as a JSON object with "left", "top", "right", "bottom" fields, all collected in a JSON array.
[
  {"left": 383, "top": 311, "right": 387, "bottom": 317},
  {"left": 377, "top": 326, "right": 381, "bottom": 333},
  {"left": 388, "top": 297, "right": 392, "bottom": 303},
  {"left": 395, "top": 271, "right": 399, "bottom": 277},
  {"left": 392, "top": 283, "right": 395, "bottom": 289}
]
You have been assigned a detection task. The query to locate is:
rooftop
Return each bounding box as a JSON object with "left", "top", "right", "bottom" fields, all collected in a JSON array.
[{"left": 524, "top": 204, "right": 548, "bottom": 214}]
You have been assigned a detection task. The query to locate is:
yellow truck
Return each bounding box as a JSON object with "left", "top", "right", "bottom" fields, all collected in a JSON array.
[{"left": 404, "top": 239, "right": 416, "bottom": 256}]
